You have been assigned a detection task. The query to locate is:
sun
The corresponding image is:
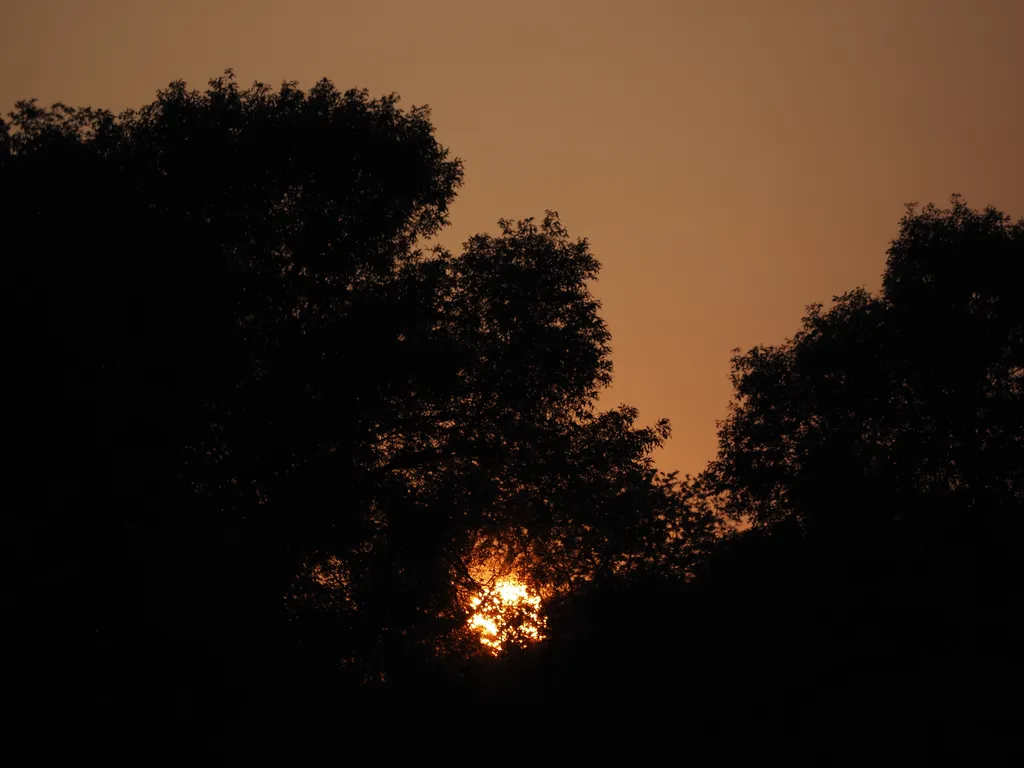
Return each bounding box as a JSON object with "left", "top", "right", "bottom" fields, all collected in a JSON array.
[{"left": 466, "top": 576, "right": 547, "bottom": 654}]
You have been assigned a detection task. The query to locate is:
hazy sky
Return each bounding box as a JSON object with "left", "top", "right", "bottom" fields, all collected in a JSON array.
[{"left": 4, "top": 0, "right": 1021, "bottom": 476}]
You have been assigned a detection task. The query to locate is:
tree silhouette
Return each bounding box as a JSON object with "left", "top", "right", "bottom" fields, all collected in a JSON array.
[
  {"left": 19, "top": 67, "right": 1020, "bottom": 763},
  {"left": 526, "top": 197, "right": 1023, "bottom": 765},
  {"left": 6, "top": 72, "right": 716, "bottom": 711},
  {"left": 679, "top": 197, "right": 1024, "bottom": 762},
  {"left": 8, "top": 71, "right": 462, "bottom": 672},
  {"left": 709, "top": 196, "right": 1022, "bottom": 544}
]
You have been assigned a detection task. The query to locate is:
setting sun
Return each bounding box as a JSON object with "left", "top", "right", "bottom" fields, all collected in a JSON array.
[{"left": 466, "top": 577, "right": 548, "bottom": 653}]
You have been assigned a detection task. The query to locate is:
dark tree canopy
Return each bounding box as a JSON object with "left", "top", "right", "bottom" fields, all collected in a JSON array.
[
  {"left": 8, "top": 68, "right": 1022, "bottom": 762},
  {"left": 709, "top": 196, "right": 1022, "bottom": 545},
  {"left": 7, "top": 73, "right": 716, "bottom": 682}
]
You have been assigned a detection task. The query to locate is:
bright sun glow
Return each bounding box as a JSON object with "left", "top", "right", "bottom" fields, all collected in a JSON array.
[{"left": 466, "top": 577, "right": 547, "bottom": 654}]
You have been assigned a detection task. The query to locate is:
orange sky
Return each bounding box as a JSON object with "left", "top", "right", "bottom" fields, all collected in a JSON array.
[{"left": 4, "top": 0, "right": 1021, "bottom": 477}]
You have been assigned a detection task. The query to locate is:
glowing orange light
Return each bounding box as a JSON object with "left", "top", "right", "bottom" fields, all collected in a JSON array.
[{"left": 466, "top": 576, "right": 547, "bottom": 653}]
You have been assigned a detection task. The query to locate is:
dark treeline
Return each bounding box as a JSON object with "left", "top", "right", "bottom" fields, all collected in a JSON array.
[{"left": 7, "top": 73, "right": 1022, "bottom": 763}]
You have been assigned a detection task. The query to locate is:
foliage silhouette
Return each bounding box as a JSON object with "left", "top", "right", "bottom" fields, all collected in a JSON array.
[
  {"left": 486, "top": 197, "right": 1022, "bottom": 765},
  {"left": 709, "top": 196, "right": 1022, "bottom": 544},
  {"left": 681, "top": 197, "right": 1022, "bottom": 761},
  {"left": 6, "top": 72, "right": 718, "bottom": 739},
  {"left": 9, "top": 65, "right": 1021, "bottom": 761}
]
